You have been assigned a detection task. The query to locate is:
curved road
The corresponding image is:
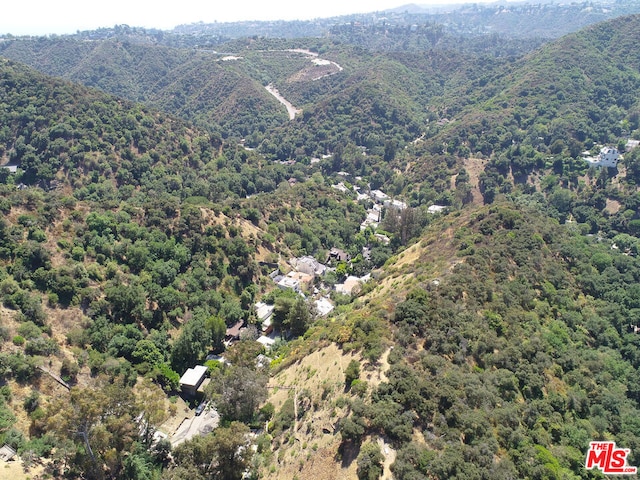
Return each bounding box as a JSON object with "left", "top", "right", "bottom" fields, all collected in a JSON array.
[{"left": 265, "top": 84, "right": 302, "bottom": 120}]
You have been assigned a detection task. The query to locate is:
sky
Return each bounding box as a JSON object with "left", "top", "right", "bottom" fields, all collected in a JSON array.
[{"left": 0, "top": 0, "right": 483, "bottom": 36}]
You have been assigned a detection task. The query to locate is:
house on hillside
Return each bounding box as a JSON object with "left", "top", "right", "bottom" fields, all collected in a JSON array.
[
  {"left": 327, "top": 247, "right": 351, "bottom": 264},
  {"left": 332, "top": 182, "right": 349, "bottom": 193},
  {"left": 225, "top": 321, "right": 245, "bottom": 343},
  {"left": 286, "top": 271, "right": 314, "bottom": 291},
  {"left": 626, "top": 139, "right": 640, "bottom": 151},
  {"left": 179, "top": 365, "right": 208, "bottom": 397},
  {"left": 583, "top": 146, "right": 621, "bottom": 168},
  {"left": 370, "top": 189, "right": 389, "bottom": 203},
  {"left": 291, "top": 256, "right": 327, "bottom": 277},
  {"left": 256, "top": 303, "right": 274, "bottom": 335},
  {"left": 374, "top": 233, "right": 391, "bottom": 245},
  {"left": 335, "top": 274, "right": 370, "bottom": 296},
  {"left": 428, "top": 205, "right": 447, "bottom": 214},
  {"left": 0, "top": 444, "right": 16, "bottom": 461},
  {"left": 384, "top": 198, "right": 408, "bottom": 211},
  {"left": 277, "top": 276, "right": 301, "bottom": 292},
  {"left": 315, "top": 297, "right": 335, "bottom": 316},
  {"left": 360, "top": 205, "right": 382, "bottom": 231}
]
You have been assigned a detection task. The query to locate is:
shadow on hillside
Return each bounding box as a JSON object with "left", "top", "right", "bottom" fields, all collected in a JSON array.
[{"left": 337, "top": 441, "right": 361, "bottom": 468}]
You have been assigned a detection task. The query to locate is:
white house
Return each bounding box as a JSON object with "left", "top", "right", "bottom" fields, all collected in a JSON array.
[
  {"left": 179, "top": 365, "right": 208, "bottom": 397},
  {"left": 255, "top": 302, "right": 274, "bottom": 323},
  {"left": 277, "top": 276, "right": 301, "bottom": 292},
  {"left": 384, "top": 199, "right": 408, "bottom": 211},
  {"left": 428, "top": 205, "right": 447, "bottom": 214},
  {"left": 583, "top": 147, "right": 621, "bottom": 168},
  {"left": 626, "top": 139, "right": 640, "bottom": 152},
  {"left": 370, "top": 189, "right": 389, "bottom": 203},
  {"left": 331, "top": 182, "right": 349, "bottom": 193},
  {"left": 315, "top": 297, "right": 335, "bottom": 316},
  {"left": 255, "top": 302, "right": 275, "bottom": 333}
]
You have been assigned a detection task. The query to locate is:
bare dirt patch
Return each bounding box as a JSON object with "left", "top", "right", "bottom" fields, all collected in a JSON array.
[
  {"left": 268, "top": 343, "right": 356, "bottom": 410},
  {"left": 263, "top": 343, "right": 372, "bottom": 480},
  {"left": 605, "top": 198, "right": 622, "bottom": 214},
  {"left": 159, "top": 396, "right": 192, "bottom": 436},
  {"left": 0, "top": 459, "right": 45, "bottom": 480},
  {"left": 366, "top": 347, "right": 391, "bottom": 390},
  {"left": 458, "top": 157, "right": 486, "bottom": 205}
]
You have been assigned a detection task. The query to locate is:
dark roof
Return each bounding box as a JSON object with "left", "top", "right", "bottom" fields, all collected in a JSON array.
[
  {"left": 226, "top": 320, "right": 244, "bottom": 339},
  {"left": 328, "top": 247, "right": 351, "bottom": 263}
]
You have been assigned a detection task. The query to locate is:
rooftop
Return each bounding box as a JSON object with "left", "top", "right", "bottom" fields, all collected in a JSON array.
[
  {"left": 255, "top": 302, "right": 274, "bottom": 321},
  {"left": 179, "top": 365, "right": 208, "bottom": 387}
]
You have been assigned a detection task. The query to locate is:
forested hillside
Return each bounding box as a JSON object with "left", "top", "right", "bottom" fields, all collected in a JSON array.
[
  {"left": 1, "top": 9, "right": 640, "bottom": 480},
  {"left": 254, "top": 200, "right": 640, "bottom": 480}
]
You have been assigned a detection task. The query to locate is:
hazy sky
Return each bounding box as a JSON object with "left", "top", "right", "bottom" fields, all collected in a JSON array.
[{"left": 1, "top": 0, "right": 482, "bottom": 36}]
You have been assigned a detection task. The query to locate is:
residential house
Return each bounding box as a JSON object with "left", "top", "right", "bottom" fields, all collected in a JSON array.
[
  {"left": 179, "top": 365, "right": 208, "bottom": 397},
  {"left": 626, "top": 139, "right": 640, "bottom": 151},
  {"left": 384, "top": 198, "right": 408, "bottom": 210},
  {"left": 360, "top": 205, "right": 382, "bottom": 231},
  {"left": 286, "top": 271, "right": 314, "bottom": 291},
  {"left": 225, "top": 320, "right": 245, "bottom": 343},
  {"left": 255, "top": 302, "right": 275, "bottom": 334},
  {"left": 0, "top": 444, "right": 16, "bottom": 461},
  {"left": 327, "top": 247, "right": 351, "bottom": 264},
  {"left": 277, "top": 276, "right": 301, "bottom": 292},
  {"left": 331, "top": 182, "right": 349, "bottom": 193},
  {"left": 315, "top": 297, "right": 335, "bottom": 316},
  {"left": 291, "top": 256, "right": 327, "bottom": 277},
  {"left": 583, "top": 146, "right": 621, "bottom": 168},
  {"left": 335, "top": 274, "right": 370, "bottom": 295},
  {"left": 257, "top": 335, "right": 277, "bottom": 349},
  {"left": 370, "top": 189, "right": 389, "bottom": 203},
  {"left": 374, "top": 233, "right": 391, "bottom": 245},
  {"left": 428, "top": 205, "right": 447, "bottom": 214}
]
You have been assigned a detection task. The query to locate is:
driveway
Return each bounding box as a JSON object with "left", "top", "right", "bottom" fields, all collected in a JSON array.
[{"left": 170, "top": 405, "right": 220, "bottom": 447}]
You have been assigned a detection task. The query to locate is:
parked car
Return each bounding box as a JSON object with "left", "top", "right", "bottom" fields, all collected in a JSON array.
[{"left": 195, "top": 401, "right": 207, "bottom": 416}]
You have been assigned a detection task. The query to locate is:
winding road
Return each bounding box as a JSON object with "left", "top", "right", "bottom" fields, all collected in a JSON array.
[
  {"left": 264, "top": 50, "right": 343, "bottom": 120},
  {"left": 265, "top": 84, "right": 302, "bottom": 120}
]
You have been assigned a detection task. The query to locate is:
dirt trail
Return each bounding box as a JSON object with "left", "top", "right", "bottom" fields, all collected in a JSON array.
[
  {"left": 265, "top": 84, "right": 302, "bottom": 120},
  {"left": 378, "top": 437, "right": 397, "bottom": 480}
]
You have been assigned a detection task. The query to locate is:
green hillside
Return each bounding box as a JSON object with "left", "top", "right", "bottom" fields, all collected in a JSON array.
[
  {"left": 255, "top": 199, "right": 640, "bottom": 480},
  {"left": 330, "top": 201, "right": 640, "bottom": 479},
  {"left": 437, "top": 15, "right": 640, "bottom": 164},
  {"left": 2, "top": 12, "right": 640, "bottom": 480}
]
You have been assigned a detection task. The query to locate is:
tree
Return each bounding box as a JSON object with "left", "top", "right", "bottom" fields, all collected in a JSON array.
[
  {"left": 171, "top": 422, "right": 252, "bottom": 480},
  {"left": 45, "top": 377, "right": 140, "bottom": 479},
  {"left": 272, "top": 293, "right": 296, "bottom": 331},
  {"left": 208, "top": 365, "right": 268, "bottom": 423},
  {"left": 286, "top": 297, "right": 314, "bottom": 337},
  {"left": 135, "top": 379, "right": 167, "bottom": 446},
  {"left": 345, "top": 359, "right": 361, "bottom": 388},
  {"left": 105, "top": 283, "right": 147, "bottom": 324},
  {"left": 206, "top": 315, "right": 226, "bottom": 353},
  {"left": 170, "top": 315, "right": 212, "bottom": 373},
  {"left": 211, "top": 422, "right": 253, "bottom": 480},
  {"left": 357, "top": 442, "right": 384, "bottom": 480},
  {"left": 0, "top": 397, "right": 16, "bottom": 434}
]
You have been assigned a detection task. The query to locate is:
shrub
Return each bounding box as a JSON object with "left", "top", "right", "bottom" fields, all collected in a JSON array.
[{"left": 345, "top": 359, "right": 361, "bottom": 387}]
